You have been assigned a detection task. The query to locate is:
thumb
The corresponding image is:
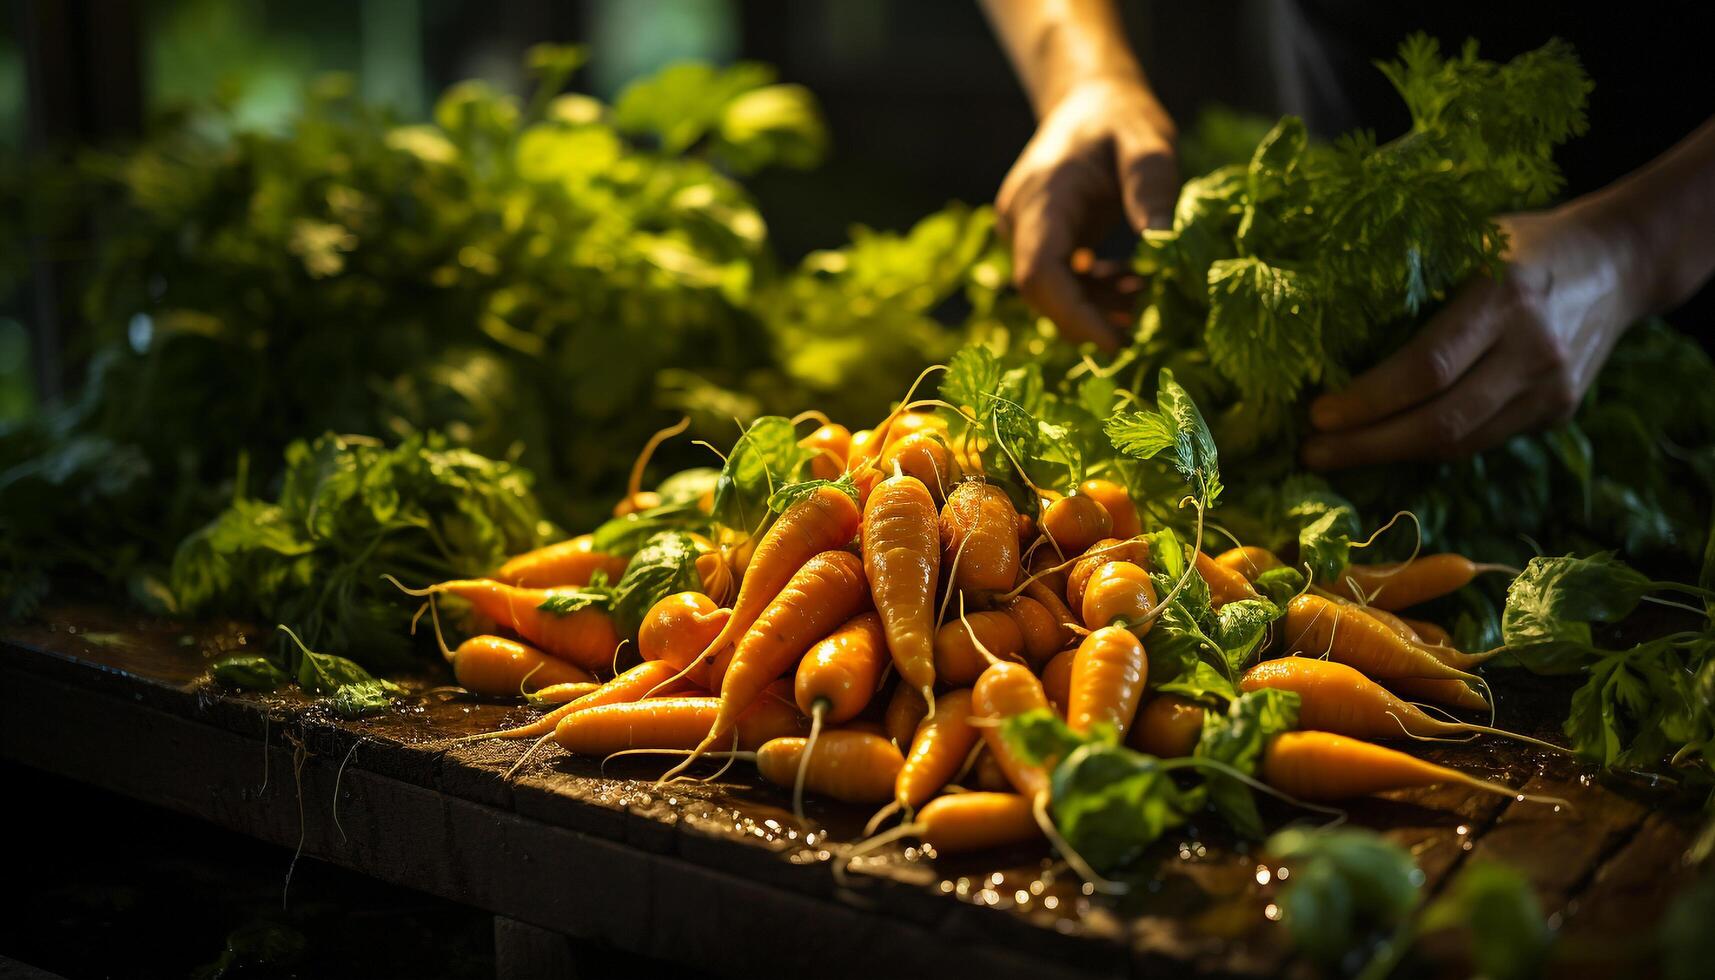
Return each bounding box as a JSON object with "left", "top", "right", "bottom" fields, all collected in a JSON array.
[{"left": 1117, "top": 140, "right": 1179, "bottom": 232}]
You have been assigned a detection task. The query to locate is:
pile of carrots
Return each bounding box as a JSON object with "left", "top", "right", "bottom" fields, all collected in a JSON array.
[{"left": 395, "top": 406, "right": 1562, "bottom": 865}]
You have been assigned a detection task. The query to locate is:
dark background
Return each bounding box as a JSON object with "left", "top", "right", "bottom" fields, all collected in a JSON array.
[{"left": 3, "top": 0, "right": 1711, "bottom": 412}]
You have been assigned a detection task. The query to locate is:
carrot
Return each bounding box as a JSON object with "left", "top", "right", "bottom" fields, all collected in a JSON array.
[
  {"left": 934, "top": 611, "right": 1026, "bottom": 686},
  {"left": 1213, "top": 546, "right": 1282, "bottom": 581},
  {"left": 971, "top": 660, "right": 1052, "bottom": 799},
  {"left": 392, "top": 578, "right": 620, "bottom": 671},
  {"left": 792, "top": 611, "right": 891, "bottom": 816},
  {"left": 690, "top": 534, "right": 736, "bottom": 607},
  {"left": 555, "top": 687, "right": 806, "bottom": 756},
  {"left": 795, "top": 612, "right": 890, "bottom": 724},
  {"left": 639, "top": 592, "right": 732, "bottom": 689},
  {"left": 880, "top": 432, "right": 960, "bottom": 503},
  {"left": 1023, "top": 578, "right": 1082, "bottom": 648},
  {"left": 1262, "top": 731, "right": 1565, "bottom": 805},
  {"left": 613, "top": 416, "right": 690, "bottom": 517},
  {"left": 1240, "top": 658, "right": 1562, "bottom": 750},
  {"left": 1385, "top": 677, "right": 1492, "bottom": 712},
  {"left": 863, "top": 475, "right": 941, "bottom": 707},
  {"left": 1196, "top": 551, "right": 1258, "bottom": 607},
  {"left": 450, "top": 635, "right": 596, "bottom": 697},
  {"left": 526, "top": 681, "right": 605, "bottom": 705},
  {"left": 878, "top": 410, "right": 947, "bottom": 451},
  {"left": 756, "top": 731, "right": 903, "bottom": 804},
  {"left": 912, "top": 792, "right": 1042, "bottom": 853},
  {"left": 896, "top": 688, "right": 981, "bottom": 810},
  {"left": 972, "top": 748, "right": 1013, "bottom": 791},
  {"left": 1041, "top": 493, "right": 1112, "bottom": 557},
  {"left": 1127, "top": 696, "right": 1205, "bottom": 757},
  {"left": 884, "top": 682, "right": 930, "bottom": 749},
  {"left": 1001, "top": 595, "right": 1062, "bottom": 666},
  {"left": 1077, "top": 479, "right": 1141, "bottom": 539},
  {"left": 939, "top": 481, "right": 1020, "bottom": 593},
  {"left": 677, "top": 484, "right": 861, "bottom": 680},
  {"left": 1402, "top": 617, "right": 1454, "bottom": 647},
  {"left": 1346, "top": 601, "right": 1423, "bottom": 642},
  {"left": 1333, "top": 554, "right": 1501, "bottom": 610},
  {"left": 1022, "top": 545, "right": 1063, "bottom": 597},
  {"left": 1041, "top": 647, "right": 1075, "bottom": 716},
  {"left": 1080, "top": 561, "right": 1158, "bottom": 636},
  {"left": 1065, "top": 626, "right": 1149, "bottom": 738},
  {"left": 848, "top": 428, "right": 879, "bottom": 465},
  {"left": 465, "top": 659, "right": 692, "bottom": 743},
  {"left": 1017, "top": 512, "right": 1038, "bottom": 546},
  {"left": 1282, "top": 594, "right": 1485, "bottom": 681},
  {"left": 1065, "top": 537, "right": 1151, "bottom": 609},
  {"left": 497, "top": 535, "right": 629, "bottom": 589},
  {"left": 801, "top": 423, "right": 852, "bottom": 482},
  {"left": 668, "top": 550, "right": 870, "bottom": 779}
]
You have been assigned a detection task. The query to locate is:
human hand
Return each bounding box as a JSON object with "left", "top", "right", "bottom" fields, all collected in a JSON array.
[
  {"left": 995, "top": 78, "right": 1177, "bottom": 351},
  {"left": 1301, "top": 208, "right": 1642, "bottom": 469}
]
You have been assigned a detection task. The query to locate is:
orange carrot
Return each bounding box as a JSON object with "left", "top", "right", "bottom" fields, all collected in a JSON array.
[
  {"left": 896, "top": 688, "right": 980, "bottom": 810},
  {"left": 1213, "top": 546, "right": 1282, "bottom": 581},
  {"left": 1065, "top": 537, "right": 1151, "bottom": 609},
  {"left": 972, "top": 748, "right": 1013, "bottom": 792},
  {"left": 1402, "top": 617, "right": 1454, "bottom": 647},
  {"left": 1127, "top": 696, "right": 1205, "bottom": 757},
  {"left": 795, "top": 612, "right": 890, "bottom": 724},
  {"left": 1196, "top": 551, "right": 1258, "bottom": 607},
  {"left": 673, "top": 550, "right": 870, "bottom": 775},
  {"left": 1041, "top": 493, "right": 1111, "bottom": 557},
  {"left": 934, "top": 611, "right": 1026, "bottom": 687},
  {"left": 1041, "top": 647, "right": 1075, "bottom": 716},
  {"left": 1001, "top": 595, "right": 1062, "bottom": 667},
  {"left": 863, "top": 475, "right": 941, "bottom": 707},
  {"left": 639, "top": 592, "right": 731, "bottom": 689},
  {"left": 1386, "top": 677, "right": 1491, "bottom": 712},
  {"left": 1077, "top": 479, "right": 1141, "bottom": 539},
  {"left": 848, "top": 428, "right": 879, "bottom": 465},
  {"left": 878, "top": 411, "right": 947, "bottom": 451},
  {"left": 911, "top": 792, "right": 1042, "bottom": 853},
  {"left": 526, "top": 681, "right": 605, "bottom": 705},
  {"left": 613, "top": 491, "right": 662, "bottom": 517},
  {"left": 681, "top": 485, "right": 861, "bottom": 678},
  {"left": 801, "top": 423, "right": 852, "bottom": 482},
  {"left": 471, "top": 659, "right": 693, "bottom": 742},
  {"left": 1241, "top": 658, "right": 1559, "bottom": 750},
  {"left": 398, "top": 579, "right": 620, "bottom": 671},
  {"left": 972, "top": 661, "right": 1052, "bottom": 799},
  {"left": 1026, "top": 544, "right": 1070, "bottom": 597},
  {"left": 756, "top": 731, "right": 903, "bottom": 804},
  {"left": 1065, "top": 626, "right": 1149, "bottom": 738},
  {"left": 939, "top": 481, "right": 1021, "bottom": 593},
  {"left": 883, "top": 682, "right": 929, "bottom": 749},
  {"left": 1080, "top": 561, "right": 1158, "bottom": 636},
  {"left": 1333, "top": 554, "right": 1495, "bottom": 610},
  {"left": 1282, "top": 594, "right": 1486, "bottom": 681},
  {"left": 1023, "top": 579, "right": 1082, "bottom": 648},
  {"left": 1262, "top": 731, "right": 1561, "bottom": 804},
  {"left": 451, "top": 635, "right": 596, "bottom": 697},
  {"left": 555, "top": 687, "right": 806, "bottom": 755},
  {"left": 880, "top": 432, "right": 960, "bottom": 503},
  {"left": 497, "top": 534, "right": 629, "bottom": 589}
]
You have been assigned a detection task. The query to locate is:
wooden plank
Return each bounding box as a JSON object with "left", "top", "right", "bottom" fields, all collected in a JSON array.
[{"left": 0, "top": 661, "right": 1109, "bottom": 980}]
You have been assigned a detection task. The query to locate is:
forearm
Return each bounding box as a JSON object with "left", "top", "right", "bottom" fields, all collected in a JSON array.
[
  {"left": 979, "top": 0, "right": 1148, "bottom": 116},
  {"left": 1575, "top": 116, "right": 1715, "bottom": 318}
]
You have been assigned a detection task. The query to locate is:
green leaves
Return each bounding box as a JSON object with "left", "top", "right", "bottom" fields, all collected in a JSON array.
[
  {"left": 767, "top": 476, "right": 856, "bottom": 515},
  {"left": 1502, "top": 553, "right": 1654, "bottom": 669},
  {"left": 1050, "top": 742, "right": 1197, "bottom": 872},
  {"left": 1194, "top": 689, "right": 1299, "bottom": 837},
  {"left": 1106, "top": 368, "right": 1222, "bottom": 505},
  {"left": 1204, "top": 257, "right": 1322, "bottom": 404},
  {"left": 611, "top": 61, "right": 828, "bottom": 172},
  {"left": 1420, "top": 862, "right": 1553, "bottom": 980},
  {"left": 209, "top": 653, "right": 291, "bottom": 692},
  {"left": 607, "top": 531, "right": 703, "bottom": 636},
  {"left": 1267, "top": 827, "right": 1423, "bottom": 965},
  {"left": 276, "top": 625, "right": 402, "bottom": 718},
  {"left": 711, "top": 416, "right": 817, "bottom": 531}
]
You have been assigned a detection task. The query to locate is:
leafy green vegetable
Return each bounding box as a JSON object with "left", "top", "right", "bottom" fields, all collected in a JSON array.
[
  {"left": 767, "top": 476, "right": 856, "bottom": 515},
  {"left": 711, "top": 416, "right": 817, "bottom": 531},
  {"left": 607, "top": 531, "right": 702, "bottom": 636},
  {"left": 1106, "top": 368, "right": 1222, "bottom": 506},
  {"left": 1419, "top": 861, "right": 1553, "bottom": 980},
  {"left": 1267, "top": 827, "right": 1423, "bottom": 965},
  {"left": 1502, "top": 553, "right": 1656, "bottom": 669},
  {"left": 171, "top": 432, "right": 548, "bottom": 667},
  {"left": 1049, "top": 742, "right": 1197, "bottom": 872},
  {"left": 208, "top": 653, "right": 291, "bottom": 692},
  {"left": 1195, "top": 689, "right": 1299, "bottom": 837}
]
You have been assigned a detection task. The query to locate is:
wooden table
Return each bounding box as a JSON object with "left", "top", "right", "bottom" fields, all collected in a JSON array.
[{"left": 0, "top": 604, "right": 1702, "bottom": 978}]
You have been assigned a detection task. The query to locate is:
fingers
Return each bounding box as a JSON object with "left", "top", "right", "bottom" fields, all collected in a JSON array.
[
  {"left": 1300, "top": 346, "right": 1526, "bottom": 470},
  {"left": 1003, "top": 188, "right": 1126, "bottom": 351},
  {"left": 1116, "top": 140, "right": 1178, "bottom": 232},
  {"left": 1308, "top": 281, "right": 1505, "bottom": 432}
]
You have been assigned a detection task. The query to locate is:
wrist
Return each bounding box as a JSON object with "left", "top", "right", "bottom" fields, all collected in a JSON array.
[{"left": 1557, "top": 190, "right": 1658, "bottom": 324}]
